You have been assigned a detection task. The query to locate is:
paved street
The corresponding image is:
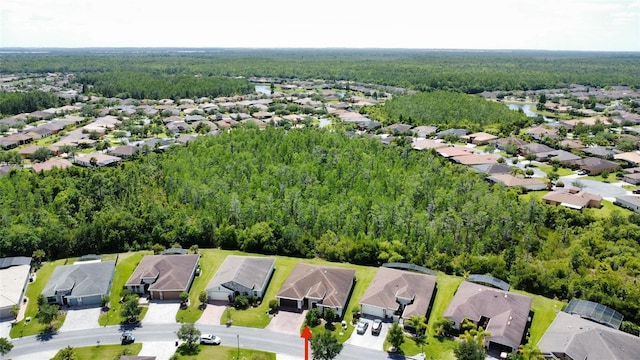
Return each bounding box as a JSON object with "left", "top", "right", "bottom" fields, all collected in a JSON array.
[{"left": 1, "top": 323, "right": 406, "bottom": 360}]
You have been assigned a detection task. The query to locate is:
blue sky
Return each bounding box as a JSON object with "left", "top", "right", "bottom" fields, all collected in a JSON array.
[{"left": 1, "top": 0, "right": 639, "bottom": 51}]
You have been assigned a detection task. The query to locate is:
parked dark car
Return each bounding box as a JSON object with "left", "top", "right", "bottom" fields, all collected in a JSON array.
[
  {"left": 371, "top": 319, "right": 382, "bottom": 335},
  {"left": 121, "top": 331, "right": 135, "bottom": 345}
]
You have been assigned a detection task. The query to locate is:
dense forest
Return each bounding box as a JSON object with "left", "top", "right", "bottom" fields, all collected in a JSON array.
[
  {"left": 0, "top": 91, "right": 66, "bottom": 115},
  {"left": 362, "top": 90, "right": 533, "bottom": 135},
  {"left": 0, "top": 127, "right": 639, "bottom": 326},
  {"left": 76, "top": 72, "right": 253, "bottom": 100},
  {"left": 2, "top": 49, "right": 640, "bottom": 93}
]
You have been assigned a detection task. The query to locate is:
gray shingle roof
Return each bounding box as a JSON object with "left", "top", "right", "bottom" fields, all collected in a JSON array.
[
  {"left": 207, "top": 256, "right": 275, "bottom": 294},
  {"left": 42, "top": 261, "right": 115, "bottom": 298},
  {"left": 538, "top": 311, "right": 640, "bottom": 360}
]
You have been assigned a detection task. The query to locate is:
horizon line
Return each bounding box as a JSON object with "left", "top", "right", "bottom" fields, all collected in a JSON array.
[{"left": 1, "top": 46, "right": 639, "bottom": 54}]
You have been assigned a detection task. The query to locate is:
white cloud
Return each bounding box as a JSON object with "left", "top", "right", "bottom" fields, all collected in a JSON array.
[{"left": 0, "top": 0, "right": 638, "bottom": 51}]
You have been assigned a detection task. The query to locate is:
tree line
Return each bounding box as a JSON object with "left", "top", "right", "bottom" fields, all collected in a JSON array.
[
  {"left": 2, "top": 49, "right": 639, "bottom": 93},
  {"left": 0, "top": 127, "right": 639, "bottom": 325},
  {"left": 76, "top": 71, "right": 253, "bottom": 100}
]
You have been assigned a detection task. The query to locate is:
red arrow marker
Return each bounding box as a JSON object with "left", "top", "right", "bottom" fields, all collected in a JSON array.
[{"left": 301, "top": 325, "right": 312, "bottom": 360}]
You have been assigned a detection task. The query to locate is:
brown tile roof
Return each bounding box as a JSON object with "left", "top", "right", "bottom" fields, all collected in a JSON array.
[
  {"left": 126, "top": 254, "right": 199, "bottom": 292},
  {"left": 487, "top": 174, "right": 547, "bottom": 188},
  {"left": 542, "top": 189, "right": 602, "bottom": 209},
  {"left": 360, "top": 267, "right": 436, "bottom": 319},
  {"left": 444, "top": 281, "right": 532, "bottom": 351},
  {"left": 436, "top": 146, "right": 475, "bottom": 158},
  {"left": 31, "top": 158, "right": 73, "bottom": 172},
  {"left": 277, "top": 263, "right": 355, "bottom": 308},
  {"left": 452, "top": 154, "right": 498, "bottom": 165}
]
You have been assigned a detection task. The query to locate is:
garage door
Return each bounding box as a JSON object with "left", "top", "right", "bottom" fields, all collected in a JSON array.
[
  {"left": 208, "top": 290, "right": 231, "bottom": 302},
  {"left": 279, "top": 298, "right": 299, "bottom": 310},
  {"left": 361, "top": 304, "right": 385, "bottom": 318}
]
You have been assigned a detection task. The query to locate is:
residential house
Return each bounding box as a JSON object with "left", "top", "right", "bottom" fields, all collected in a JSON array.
[
  {"left": 486, "top": 174, "right": 547, "bottom": 191},
  {"left": 542, "top": 150, "right": 583, "bottom": 164},
  {"left": 525, "top": 125, "right": 558, "bottom": 140},
  {"left": 559, "top": 139, "right": 585, "bottom": 150},
  {"left": 566, "top": 157, "right": 620, "bottom": 175},
  {"left": 582, "top": 146, "right": 620, "bottom": 159},
  {"left": 472, "top": 163, "right": 513, "bottom": 175},
  {"left": 461, "top": 132, "right": 498, "bottom": 145},
  {"left": 109, "top": 145, "right": 139, "bottom": 159},
  {"left": 435, "top": 128, "right": 470, "bottom": 138},
  {"left": 537, "top": 311, "right": 640, "bottom": 360},
  {"left": 451, "top": 154, "right": 498, "bottom": 165},
  {"left": 42, "top": 260, "right": 116, "bottom": 307},
  {"left": 206, "top": 256, "right": 275, "bottom": 302},
  {"left": 75, "top": 152, "right": 122, "bottom": 167},
  {"left": 623, "top": 172, "right": 640, "bottom": 185},
  {"left": 443, "top": 281, "right": 533, "bottom": 354},
  {"left": 495, "top": 137, "right": 528, "bottom": 151},
  {"left": 125, "top": 254, "right": 199, "bottom": 300},
  {"left": 614, "top": 152, "right": 640, "bottom": 166},
  {"left": 277, "top": 263, "right": 355, "bottom": 317},
  {"left": 614, "top": 195, "right": 640, "bottom": 213},
  {"left": 0, "top": 257, "right": 31, "bottom": 319},
  {"left": 519, "top": 143, "right": 555, "bottom": 157},
  {"left": 542, "top": 187, "right": 602, "bottom": 210},
  {"left": 436, "top": 146, "right": 475, "bottom": 158},
  {"left": 360, "top": 267, "right": 436, "bottom": 321},
  {"left": 0, "top": 133, "right": 32, "bottom": 149},
  {"left": 411, "top": 125, "right": 438, "bottom": 138},
  {"left": 412, "top": 138, "right": 447, "bottom": 151},
  {"left": 382, "top": 123, "right": 413, "bottom": 135},
  {"left": 31, "top": 158, "right": 73, "bottom": 173}
]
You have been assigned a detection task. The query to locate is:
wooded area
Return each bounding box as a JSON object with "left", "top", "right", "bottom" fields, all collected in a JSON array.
[
  {"left": 0, "top": 127, "right": 639, "bottom": 325},
  {"left": 2, "top": 49, "right": 640, "bottom": 93}
]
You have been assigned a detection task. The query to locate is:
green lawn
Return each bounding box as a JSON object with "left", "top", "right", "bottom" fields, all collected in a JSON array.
[
  {"left": 99, "top": 251, "right": 152, "bottom": 326},
  {"left": 176, "top": 344, "right": 275, "bottom": 360},
  {"left": 536, "top": 164, "right": 574, "bottom": 177},
  {"left": 51, "top": 343, "right": 142, "bottom": 360},
  {"left": 585, "top": 199, "right": 635, "bottom": 219},
  {"left": 10, "top": 258, "right": 71, "bottom": 338},
  {"left": 511, "top": 290, "right": 566, "bottom": 344}
]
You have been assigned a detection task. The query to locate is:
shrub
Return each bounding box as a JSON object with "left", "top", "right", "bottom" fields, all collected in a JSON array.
[
  {"left": 268, "top": 299, "right": 278, "bottom": 313},
  {"left": 234, "top": 295, "right": 249, "bottom": 309}
]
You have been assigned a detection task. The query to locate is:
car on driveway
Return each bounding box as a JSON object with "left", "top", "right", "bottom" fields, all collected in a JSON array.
[
  {"left": 577, "top": 169, "right": 589, "bottom": 175},
  {"left": 371, "top": 319, "right": 382, "bottom": 335},
  {"left": 121, "top": 332, "right": 135, "bottom": 345},
  {"left": 356, "top": 319, "right": 368, "bottom": 334},
  {"left": 200, "top": 334, "right": 221, "bottom": 345}
]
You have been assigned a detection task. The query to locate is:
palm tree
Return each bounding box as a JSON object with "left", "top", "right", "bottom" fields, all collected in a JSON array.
[{"left": 517, "top": 343, "right": 544, "bottom": 360}]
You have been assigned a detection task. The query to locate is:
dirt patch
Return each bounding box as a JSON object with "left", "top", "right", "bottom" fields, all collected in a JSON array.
[{"left": 265, "top": 310, "right": 305, "bottom": 335}]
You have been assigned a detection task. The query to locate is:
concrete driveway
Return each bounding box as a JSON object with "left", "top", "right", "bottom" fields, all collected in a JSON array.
[
  {"left": 265, "top": 310, "right": 305, "bottom": 335},
  {"left": 344, "top": 318, "right": 388, "bottom": 351},
  {"left": 196, "top": 302, "right": 227, "bottom": 325},
  {"left": 138, "top": 341, "right": 178, "bottom": 360},
  {"left": 143, "top": 301, "right": 180, "bottom": 325},
  {"left": 59, "top": 306, "right": 101, "bottom": 332}
]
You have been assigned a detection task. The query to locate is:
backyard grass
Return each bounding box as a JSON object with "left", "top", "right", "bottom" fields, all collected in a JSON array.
[
  {"left": 510, "top": 289, "right": 566, "bottom": 344},
  {"left": 176, "top": 345, "right": 275, "bottom": 360},
  {"left": 9, "top": 258, "right": 71, "bottom": 338},
  {"left": 536, "top": 164, "right": 574, "bottom": 177},
  {"left": 51, "top": 343, "right": 142, "bottom": 360},
  {"left": 99, "top": 251, "right": 152, "bottom": 326},
  {"left": 585, "top": 199, "right": 634, "bottom": 219}
]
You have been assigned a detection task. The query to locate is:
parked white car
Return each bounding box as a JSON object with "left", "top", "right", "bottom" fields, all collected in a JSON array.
[{"left": 200, "top": 334, "right": 221, "bottom": 345}]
